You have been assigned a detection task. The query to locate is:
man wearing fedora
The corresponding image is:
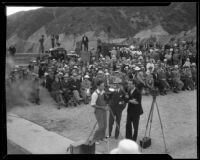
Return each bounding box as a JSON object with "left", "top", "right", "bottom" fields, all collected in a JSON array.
[{"left": 107, "top": 77, "right": 128, "bottom": 139}]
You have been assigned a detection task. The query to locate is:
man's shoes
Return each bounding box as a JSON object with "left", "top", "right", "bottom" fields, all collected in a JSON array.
[{"left": 106, "top": 136, "right": 111, "bottom": 138}]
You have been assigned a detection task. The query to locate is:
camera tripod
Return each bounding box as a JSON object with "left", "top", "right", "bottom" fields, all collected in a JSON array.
[{"left": 141, "top": 94, "right": 168, "bottom": 153}]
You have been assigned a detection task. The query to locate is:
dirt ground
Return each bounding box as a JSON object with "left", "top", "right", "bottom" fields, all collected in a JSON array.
[{"left": 8, "top": 87, "right": 197, "bottom": 158}]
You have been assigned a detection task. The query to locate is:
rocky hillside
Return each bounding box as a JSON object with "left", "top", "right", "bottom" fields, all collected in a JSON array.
[{"left": 7, "top": 2, "right": 196, "bottom": 53}]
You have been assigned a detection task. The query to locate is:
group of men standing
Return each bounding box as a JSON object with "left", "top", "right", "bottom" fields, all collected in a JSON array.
[{"left": 90, "top": 77, "right": 143, "bottom": 144}]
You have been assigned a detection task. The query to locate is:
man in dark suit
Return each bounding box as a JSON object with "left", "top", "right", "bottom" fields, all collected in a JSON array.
[
  {"left": 81, "top": 34, "right": 89, "bottom": 51},
  {"left": 108, "top": 78, "right": 129, "bottom": 139},
  {"left": 126, "top": 79, "right": 143, "bottom": 141}
]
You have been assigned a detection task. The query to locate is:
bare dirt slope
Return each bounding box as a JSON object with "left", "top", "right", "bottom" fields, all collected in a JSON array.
[{"left": 8, "top": 87, "right": 197, "bottom": 158}]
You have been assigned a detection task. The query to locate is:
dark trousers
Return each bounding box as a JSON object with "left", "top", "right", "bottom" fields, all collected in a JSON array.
[
  {"left": 109, "top": 108, "right": 122, "bottom": 138},
  {"left": 125, "top": 113, "right": 140, "bottom": 141},
  {"left": 93, "top": 108, "right": 107, "bottom": 141}
]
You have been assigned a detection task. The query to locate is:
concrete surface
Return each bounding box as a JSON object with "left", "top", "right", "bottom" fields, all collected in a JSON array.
[{"left": 7, "top": 113, "right": 74, "bottom": 154}]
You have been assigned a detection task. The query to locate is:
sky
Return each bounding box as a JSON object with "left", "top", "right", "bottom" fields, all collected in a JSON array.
[{"left": 6, "top": 7, "right": 43, "bottom": 16}]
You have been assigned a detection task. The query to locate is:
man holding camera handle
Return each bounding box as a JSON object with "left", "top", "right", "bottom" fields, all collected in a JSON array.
[
  {"left": 126, "top": 79, "right": 143, "bottom": 141},
  {"left": 107, "top": 77, "right": 129, "bottom": 139},
  {"left": 90, "top": 80, "right": 110, "bottom": 144}
]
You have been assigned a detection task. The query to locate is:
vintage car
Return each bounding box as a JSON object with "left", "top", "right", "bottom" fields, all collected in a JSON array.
[{"left": 48, "top": 47, "right": 67, "bottom": 61}]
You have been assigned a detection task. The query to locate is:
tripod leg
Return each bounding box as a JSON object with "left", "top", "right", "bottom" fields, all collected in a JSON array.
[
  {"left": 144, "top": 98, "right": 155, "bottom": 137},
  {"left": 141, "top": 99, "right": 154, "bottom": 152},
  {"left": 148, "top": 100, "right": 155, "bottom": 138},
  {"left": 155, "top": 101, "right": 168, "bottom": 153}
]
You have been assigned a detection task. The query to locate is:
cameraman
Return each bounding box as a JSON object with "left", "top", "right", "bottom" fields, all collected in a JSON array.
[
  {"left": 107, "top": 77, "right": 129, "bottom": 139},
  {"left": 90, "top": 80, "right": 109, "bottom": 144}
]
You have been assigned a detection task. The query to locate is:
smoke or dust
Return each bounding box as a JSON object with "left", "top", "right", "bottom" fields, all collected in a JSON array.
[{"left": 6, "top": 56, "right": 33, "bottom": 112}]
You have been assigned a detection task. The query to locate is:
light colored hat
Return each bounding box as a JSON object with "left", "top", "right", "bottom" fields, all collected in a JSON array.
[
  {"left": 98, "top": 70, "right": 104, "bottom": 74},
  {"left": 84, "top": 75, "right": 90, "bottom": 78},
  {"left": 135, "top": 66, "right": 140, "bottom": 71},
  {"left": 44, "top": 72, "right": 48, "bottom": 76},
  {"left": 138, "top": 56, "right": 143, "bottom": 60},
  {"left": 110, "top": 139, "right": 140, "bottom": 154},
  {"left": 164, "top": 59, "right": 167, "bottom": 61},
  {"left": 175, "top": 65, "right": 179, "bottom": 68},
  {"left": 191, "top": 63, "right": 196, "bottom": 66},
  {"left": 73, "top": 66, "right": 78, "bottom": 69},
  {"left": 105, "top": 72, "right": 110, "bottom": 76}
]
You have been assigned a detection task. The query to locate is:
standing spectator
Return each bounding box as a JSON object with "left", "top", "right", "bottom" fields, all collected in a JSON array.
[
  {"left": 81, "top": 34, "right": 89, "bottom": 51},
  {"left": 39, "top": 35, "right": 45, "bottom": 53},
  {"left": 126, "top": 80, "right": 143, "bottom": 141},
  {"left": 55, "top": 34, "right": 60, "bottom": 47},
  {"left": 51, "top": 34, "right": 55, "bottom": 48},
  {"left": 8, "top": 45, "right": 16, "bottom": 56}
]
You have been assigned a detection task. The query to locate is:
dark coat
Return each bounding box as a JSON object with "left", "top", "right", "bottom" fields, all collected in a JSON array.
[
  {"left": 127, "top": 88, "right": 143, "bottom": 116},
  {"left": 109, "top": 89, "right": 128, "bottom": 112}
]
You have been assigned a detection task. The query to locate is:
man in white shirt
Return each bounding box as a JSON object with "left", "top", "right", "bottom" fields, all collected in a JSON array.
[
  {"left": 146, "top": 59, "right": 155, "bottom": 73},
  {"left": 90, "top": 80, "right": 109, "bottom": 144}
]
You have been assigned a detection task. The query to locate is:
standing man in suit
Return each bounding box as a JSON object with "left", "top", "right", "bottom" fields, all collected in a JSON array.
[
  {"left": 108, "top": 77, "right": 129, "bottom": 139},
  {"left": 81, "top": 34, "right": 89, "bottom": 51},
  {"left": 126, "top": 79, "right": 143, "bottom": 141}
]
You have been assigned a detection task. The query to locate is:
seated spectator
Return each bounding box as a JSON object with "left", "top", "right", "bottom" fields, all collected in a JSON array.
[
  {"left": 61, "top": 73, "right": 71, "bottom": 107},
  {"left": 70, "top": 72, "right": 83, "bottom": 105},
  {"left": 81, "top": 75, "right": 91, "bottom": 104},
  {"left": 146, "top": 59, "right": 155, "bottom": 73},
  {"left": 191, "top": 63, "right": 197, "bottom": 88},
  {"left": 51, "top": 75, "right": 65, "bottom": 109},
  {"left": 183, "top": 58, "right": 191, "bottom": 67},
  {"left": 171, "top": 65, "right": 184, "bottom": 93}
]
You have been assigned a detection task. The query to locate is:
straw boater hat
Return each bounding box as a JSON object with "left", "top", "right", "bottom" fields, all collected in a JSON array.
[
  {"left": 134, "top": 66, "right": 140, "bottom": 71},
  {"left": 110, "top": 139, "right": 140, "bottom": 154}
]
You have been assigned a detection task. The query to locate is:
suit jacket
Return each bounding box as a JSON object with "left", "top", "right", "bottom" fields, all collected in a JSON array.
[
  {"left": 127, "top": 88, "right": 143, "bottom": 116},
  {"left": 109, "top": 89, "right": 128, "bottom": 112}
]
